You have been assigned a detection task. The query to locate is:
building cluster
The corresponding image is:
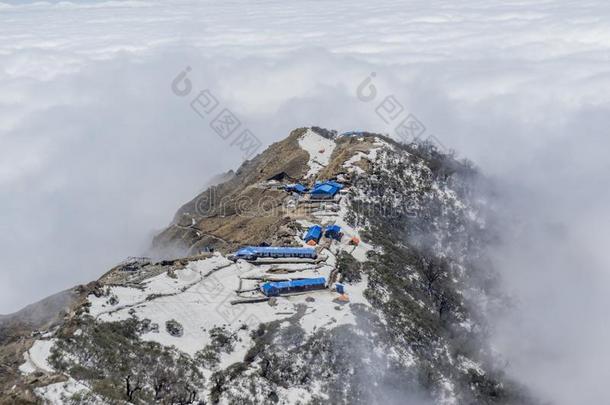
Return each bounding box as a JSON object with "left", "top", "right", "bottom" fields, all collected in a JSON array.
[{"left": 230, "top": 179, "right": 355, "bottom": 300}]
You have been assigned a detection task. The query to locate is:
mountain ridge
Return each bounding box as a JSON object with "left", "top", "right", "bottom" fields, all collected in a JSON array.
[{"left": 0, "top": 127, "right": 536, "bottom": 405}]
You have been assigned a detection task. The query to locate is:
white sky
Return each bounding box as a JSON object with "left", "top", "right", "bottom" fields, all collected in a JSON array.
[{"left": 1, "top": 1, "right": 610, "bottom": 403}]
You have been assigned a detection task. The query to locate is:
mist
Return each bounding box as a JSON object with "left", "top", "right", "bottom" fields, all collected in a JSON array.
[{"left": 1, "top": 1, "right": 610, "bottom": 403}]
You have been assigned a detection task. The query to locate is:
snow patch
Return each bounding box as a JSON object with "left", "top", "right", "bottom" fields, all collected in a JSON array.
[
  {"left": 298, "top": 129, "right": 336, "bottom": 178},
  {"left": 19, "top": 339, "right": 56, "bottom": 374},
  {"left": 35, "top": 378, "right": 92, "bottom": 404},
  {"left": 298, "top": 274, "right": 369, "bottom": 335}
]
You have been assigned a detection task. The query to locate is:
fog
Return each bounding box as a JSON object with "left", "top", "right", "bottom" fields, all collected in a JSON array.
[{"left": 1, "top": 1, "right": 610, "bottom": 403}]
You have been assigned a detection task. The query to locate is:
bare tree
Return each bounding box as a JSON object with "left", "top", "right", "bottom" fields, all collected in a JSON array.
[
  {"left": 125, "top": 373, "right": 144, "bottom": 402},
  {"left": 418, "top": 254, "right": 449, "bottom": 297}
]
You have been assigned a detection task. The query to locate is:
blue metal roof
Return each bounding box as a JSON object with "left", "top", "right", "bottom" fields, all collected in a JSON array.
[
  {"left": 261, "top": 283, "right": 277, "bottom": 296},
  {"left": 314, "top": 184, "right": 334, "bottom": 193},
  {"left": 304, "top": 225, "right": 322, "bottom": 242},
  {"left": 310, "top": 181, "right": 343, "bottom": 197},
  {"left": 324, "top": 225, "right": 342, "bottom": 239},
  {"left": 236, "top": 247, "right": 256, "bottom": 256},
  {"left": 291, "top": 277, "right": 326, "bottom": 287},
  {"left": 236, "top": 246, "right": 316, "bottom": 256},
  {"left": 325, "top": 224, "right": 341, "bottom": 233},
  {"left": 261, "top": 277, "right": 326, "bottom": 296},
  {"left": 325, "top": 181, "right": 344, "bottom": 190}
]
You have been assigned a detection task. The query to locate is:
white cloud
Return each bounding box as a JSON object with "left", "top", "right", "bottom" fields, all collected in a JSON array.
[{"left": 1, "top": 1, "right": 610, "bottom": 402}]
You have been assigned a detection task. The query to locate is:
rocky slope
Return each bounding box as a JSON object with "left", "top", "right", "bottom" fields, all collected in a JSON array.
[{"left": 1, "top": 127, "right": 536, "bottom": 404}]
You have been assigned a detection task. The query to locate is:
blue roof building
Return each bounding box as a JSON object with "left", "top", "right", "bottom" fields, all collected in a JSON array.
[
  {"left": 310, "top": 181, "right": 343, "bottom": 199},
  {"left": 261, "top": 277, "right": 327, "bottom": 297},
  {"left": 303, "top": 225, "right": 323, "bottom": 243},
  {"left": 232, "top": 246, "right": 317, "bottom": 261},
  {"left": 324, "top": 225, "right": 342, "bottom": 240}
]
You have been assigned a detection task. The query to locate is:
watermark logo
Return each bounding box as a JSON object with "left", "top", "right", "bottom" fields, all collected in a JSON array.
[
  {"left": 395, "top": 114, "right": 426, "bottom": 142},
  {"left": 375, "top": 95, "right": 404, "bottom": 124},
  {"left": 153, "top": 269, "right": 262, "bottom": 331},
  {"left": 171, "top": 67, "right": 262, "bottom": 160},
  {"left": 231, "top": 129, "right": 262, "bottom": 158},
  {"left": 195, "top": 187, "right": 218, "bottom": 218},
  {"left": 199, "top": 273, "right": 226, "bottom": 301},
  {"left": 210, "top": 108, "right": 241, "bottom": 140},
  {"left": 193, "top": 186, "right": 295, "bottom": 219},
  {"left": 171, "top": 66, "right": 193, "bottom": 97},
  {"left": 356, "top": 71, "right": 378, "bottom": 102},
  {"left": 191, "top": 89, "right": 219, "bottom": 117},
  {"left": 190, "top": 184, "right": 416, "bottom": 222},
  {"left": 215, "top": 294, "right": 246, "bottom": 324},
  {"left": 196, "top": 272, "right": 261, "bottom": 327}
]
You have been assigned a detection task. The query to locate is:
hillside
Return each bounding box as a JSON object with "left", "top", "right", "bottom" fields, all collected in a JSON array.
[{"left": 0, "top": 127, "right": 536, "bottom": 404}]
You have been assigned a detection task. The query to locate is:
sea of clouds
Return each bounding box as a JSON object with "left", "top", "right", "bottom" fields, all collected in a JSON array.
[{"left": 1, "top": 0, "right": 610, "bottom": 403}]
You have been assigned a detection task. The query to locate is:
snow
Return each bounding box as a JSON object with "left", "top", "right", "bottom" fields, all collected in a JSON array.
[
  {"left": 215, "top": 327, "right": 252, "bottom": 370},
  {"left": 19, "top": 339, "right": 56, "bottom": 374},
  {"left": 88, "top": 254, "right": 232, "bottom": 318},
  {"left": 87, "top": 247, "right": 371, "bottom": 364},
  {"left": 298, "top": 129, "right": 336, "bottom": 178},
  {"left": 18, "top": 357, "right": 36, "bottom": 374},
  {"left": 35, "top": 379, "right": 92, "bottom": 404},
  {"left": 88, "top": 286, "right": 149, "bottom": 317},
  {"left": 90, "top": 257, "right": 296, "bottom": 356},
  {"left": 343, "top": 152, "right": 368, "bottom": 174},
  {"left": 298, "top": 274, "right": 369, "bottom": 335},
  {"left": 342, "top": 139, "right": 387, "bottom": 174},
  {"left": 283, "top": 385, "right": 315, "bottom": 404},
  {"left": 144, "top": 264, "right": 202, "bottom": 294}
]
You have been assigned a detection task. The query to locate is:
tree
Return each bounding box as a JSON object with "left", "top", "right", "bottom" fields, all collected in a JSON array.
[
  {"left": 417, "top": 253, "right": 449, "bottom": 297},
  {"left": 125, "top": 373, "right": 144, "bottom": 402}
]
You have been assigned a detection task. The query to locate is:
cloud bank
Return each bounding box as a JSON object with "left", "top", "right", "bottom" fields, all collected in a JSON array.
[{"left": 1, "top": 1, "right": 610, "bottom": 403}]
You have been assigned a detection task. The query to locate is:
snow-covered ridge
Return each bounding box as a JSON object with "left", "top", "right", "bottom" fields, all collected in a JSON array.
[
  {"left": 37, "top": 143, "right": 385, "bottom": 402},
  {"left": 22, "top": 132, "right": 495, "bottom": 405}
]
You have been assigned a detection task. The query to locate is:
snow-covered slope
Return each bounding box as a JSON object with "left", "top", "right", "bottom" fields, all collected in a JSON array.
[
  {"left": 298, "top": 129, "right": 336, "bottom": 178},
  {"left": 7, "top": 128, "right": 536, "bottom": 405}
]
